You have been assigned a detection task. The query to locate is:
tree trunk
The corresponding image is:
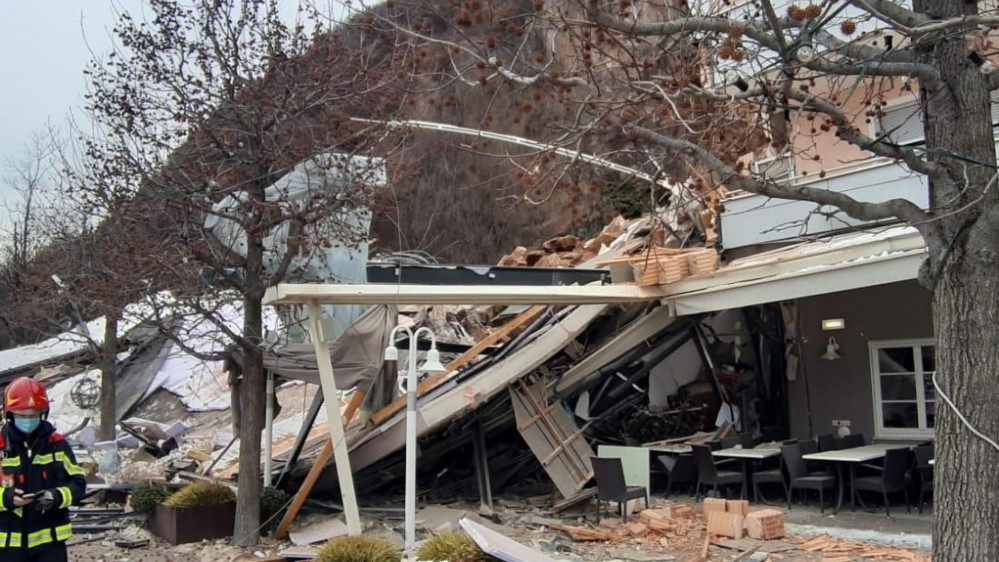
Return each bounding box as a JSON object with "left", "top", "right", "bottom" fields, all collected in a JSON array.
[
  {"left": 233, "top": 213, "right": 267, "bottom": 546},
  {"left": 912, "top": 2, "right": 999, "bottom": 559},
  {"left": 99, "top": 312, "right": 118, "bottom": 441},
  {"left": 233, "top": 295, "right": 265, "bottom": 546},
  {"left": 932, "top": 248, "right": 999, "bottom": 561}
]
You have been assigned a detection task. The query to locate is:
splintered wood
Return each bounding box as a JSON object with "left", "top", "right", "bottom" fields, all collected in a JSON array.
[{"left": 796, "top": 535, "right": 931, "bottom": 561}]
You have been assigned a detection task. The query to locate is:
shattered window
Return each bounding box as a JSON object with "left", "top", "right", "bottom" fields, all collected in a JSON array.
[{"left": 871, "top": 341, "right": 936, "bottom": 438}]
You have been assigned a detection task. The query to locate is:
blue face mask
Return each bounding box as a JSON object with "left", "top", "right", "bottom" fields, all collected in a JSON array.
[{"left": 13, "top": 417, "right": 41, "bottom": 434}]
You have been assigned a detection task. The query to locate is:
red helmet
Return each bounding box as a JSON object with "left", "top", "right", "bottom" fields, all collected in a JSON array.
[{"left": 4, "top": 377, "right": 50, "bottom": 416}]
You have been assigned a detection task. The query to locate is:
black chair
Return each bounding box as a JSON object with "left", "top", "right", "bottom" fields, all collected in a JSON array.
[
  {"left": 592, "top": 456, "right": 649, "bottom": 521},
  {"left": 837, "top": 433, "right": 866, "bottom": 449},
  {"left": 799, "top": 439, "right": 818, "bottom": 455},
  {"left": 816, "top": 433, "right": 836, "bottom": 452},
  {"left": 853, "top": 448, "right": 911, "bottom": 517},
  {"left": 761, "top": 425, "right": 782, "bottom": 443},
  {"left": 739, "top": 433, "right": 760, "bottom": 449},
  {"left": 751, "top": 458, "right": 786, "bottom": 504},
  {"left": 656, "top": 454, "right": 697, "bottom": 497},
  {"left": 692, "top": 444, "right": 744, "bottom": 500},
  {"left": 911, "top": 444, "right": 934, "bottom": 514},
  {"left": 782, "top": 443, "right": 837, "bottom": 513},
  {"left": 720, "top": 436, "right": 740, "bottom": 449}
]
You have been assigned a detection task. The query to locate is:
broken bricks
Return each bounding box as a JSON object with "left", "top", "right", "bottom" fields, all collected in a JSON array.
[
  {"left": 706, "top": 511, "right": 745, "bottom": 539},
  {"left": 745, "top": 509, "right": 785, "bottom": 540}
]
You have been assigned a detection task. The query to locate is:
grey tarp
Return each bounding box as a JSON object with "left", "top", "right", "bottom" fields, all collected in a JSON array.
[{"left": 261, "top": 304, "right": 396, "bottom": 393}]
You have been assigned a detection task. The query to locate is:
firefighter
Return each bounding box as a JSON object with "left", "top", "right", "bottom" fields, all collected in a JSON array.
[{"left": 0, "top": 377, "right": 86, "bottom": 562}]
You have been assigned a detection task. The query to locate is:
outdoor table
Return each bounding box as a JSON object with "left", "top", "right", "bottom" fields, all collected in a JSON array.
[
  {"left": 712, "top": 445, "right": 782, "bottom": 498},
  {"left": 645, "top": 443, "right": 693, "bottom": 455},
  {"left": 802, "top": 444, "right": 901, "bottom": 513}
]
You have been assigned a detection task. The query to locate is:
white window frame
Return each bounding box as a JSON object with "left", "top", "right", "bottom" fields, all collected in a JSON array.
[{"left": 869, "top": 338, "right": 936, "bottom": 440}]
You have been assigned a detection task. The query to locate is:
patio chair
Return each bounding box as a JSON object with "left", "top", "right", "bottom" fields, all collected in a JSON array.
[
  {"left": 720, "top": 436, "right": 741, "bottom": 449},
  {"left": 751, "top": 457, "right": 786, "bottom": 504},
  {"left": 912, "top": 444, "right": 934, "bottom": 514},
  {"left": 782, "top": 443, "right": 837, "bottom": 513},
  {"left": 853, "top": 447, "right": 912, "bottom": 517},
  {"left": 816, "top": 433, "right": 836, "bottom": 452},
  {"left": 739, "top": 432, "right": 760, "bottom": 449},
  {"left": 692, "top": 444, "right": 744, "bottom": 501},
  {"left": 656, "top": 453, "right": 697, "bottom": 497},
  {"left": 837, "top": 433, "right": 866, "bottom": 449},
  {"left": 592, "top": 456, "right": 649, "bottom": 522}
]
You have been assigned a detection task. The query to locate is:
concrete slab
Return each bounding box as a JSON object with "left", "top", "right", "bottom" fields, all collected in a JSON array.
[
  {"left": 288, "top": 517, "right": 349, "bottom": 546},
  {"left": 460, "top": 517, "right": 558, "bottom": 562}
]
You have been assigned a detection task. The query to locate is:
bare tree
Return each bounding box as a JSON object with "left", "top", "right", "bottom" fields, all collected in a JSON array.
[
  {"left": 354, "top": 0, "right": 999, "bottom": 558},
  {"left": 79, "top": 0, "right": 404, "bottom": 544}
]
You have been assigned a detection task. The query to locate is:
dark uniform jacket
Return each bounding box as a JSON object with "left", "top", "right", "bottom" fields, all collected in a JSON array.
[{"left": 0, "top": 421, "right": 86, "bottom": 550}]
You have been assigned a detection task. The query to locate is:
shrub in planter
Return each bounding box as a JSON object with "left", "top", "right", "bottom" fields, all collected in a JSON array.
[
  {"left": 316, "top": 536, "right": 401, "bottom": 562},
  {"left": 260, "top": 486, "right": 291, "bottom": 534},
  {"left": 162, "top": 481, "right": 236, "bottom": 507},
  {"left": 260, "top": 486, "right": 290, "bottom": 520},
  {"left": 416, "top": 531, "right": 494, "bottom": 562},
  {"left": 152, "top": 482, "right": 237, "bottom": 545},
  {"left": 131, "top": 481, "right": 171, "bottom": 515}
]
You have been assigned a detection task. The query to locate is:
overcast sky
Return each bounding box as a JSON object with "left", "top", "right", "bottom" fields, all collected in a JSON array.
[
  {"left": 1, "top": 1, "right": 142, "bottom": 165},
  {"left": 0, "top": 1, "right": 342, "bottom": 218}
]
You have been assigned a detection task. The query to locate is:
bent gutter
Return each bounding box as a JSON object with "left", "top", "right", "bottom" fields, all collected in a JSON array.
[{"left": 346, "top": 303, "right": 610, "bottom": 473}]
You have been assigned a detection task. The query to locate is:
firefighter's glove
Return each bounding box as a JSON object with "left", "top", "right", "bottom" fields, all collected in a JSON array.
[{"left": 32, "top": 490, "right": 54, "bottom": 513}]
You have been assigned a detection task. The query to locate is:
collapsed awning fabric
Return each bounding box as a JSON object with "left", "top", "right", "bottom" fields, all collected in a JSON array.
[{"left": 261, "top": 304, "right": 396, "bottom": 392}]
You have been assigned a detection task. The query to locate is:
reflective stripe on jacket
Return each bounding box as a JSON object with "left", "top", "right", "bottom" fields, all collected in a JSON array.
[{"left": 0, "top": 421, "right": 87, "bottom": 549}]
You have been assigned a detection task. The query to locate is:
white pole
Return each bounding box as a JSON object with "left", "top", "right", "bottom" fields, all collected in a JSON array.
[
  {"left": 305, "top": 301, "right": 362, "bottom": 535},
  {"left": 404, "top": 328, "right": 418, "bottom": 553},
  {"left": 263, "top": 371, "right": 274, "bottom": 487}
]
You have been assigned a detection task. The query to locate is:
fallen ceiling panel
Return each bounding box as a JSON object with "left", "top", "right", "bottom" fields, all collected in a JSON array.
[{"left": 510, "top": 380, "right": 594, "bottom": 499}]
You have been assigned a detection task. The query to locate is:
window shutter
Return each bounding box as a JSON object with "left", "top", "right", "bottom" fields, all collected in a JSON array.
[{"left": 877, "top": 104, "right": 924, "bottom": 145}]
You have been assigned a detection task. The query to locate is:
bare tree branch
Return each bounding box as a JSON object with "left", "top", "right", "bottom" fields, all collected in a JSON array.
[
  {"left": 628, "top": 124, "right": 931, "bottom": 226},
  {"left": 847, "top": 0, "right": 928, "bottom": 30}
]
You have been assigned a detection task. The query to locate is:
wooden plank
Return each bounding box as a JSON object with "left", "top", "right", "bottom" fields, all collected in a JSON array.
[
  {"left": 517, "top": 380, "right": 588, "bottom": 480},
  {"left": 511, "top": 381, "right": 595, "bottom": 498},
  {"left": 274, "top": 390, "right": 366, "bottom": 540},
  {"left": 517, "top": 401, "right": 562, "bottom": 431},
  {"left": 541, "top": 423, "right": 591, "bottom": 466},
  {"left": 370, "top": 305, "right": 547, "bottom": 426}
]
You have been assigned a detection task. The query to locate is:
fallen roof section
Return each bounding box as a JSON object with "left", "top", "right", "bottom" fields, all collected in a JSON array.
[
  {"left": 263, "top": 283, "right": 667, "bottom": 306},
  {"left": 346, "top": 304, "right": 611, "bottom": 474},
  {"left": 664, "top": 226, "right": 925, "bottom": 315}
]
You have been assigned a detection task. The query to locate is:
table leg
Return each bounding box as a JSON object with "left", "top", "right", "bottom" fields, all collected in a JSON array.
[
  {"left": 850, "top": 465, "right": 857, "bottom": 512},
  {"left": 741, "top": 459, "right": 750, "bottom": 500},
  {"left": 833, "top": 463, "right": 845, "bottom": 513}
]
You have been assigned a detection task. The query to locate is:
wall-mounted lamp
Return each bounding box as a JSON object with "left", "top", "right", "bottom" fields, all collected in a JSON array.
[
  {"left": 821, "top": 336, "right": 842, "bottom": 361},
  {"left": 795, "top": 33, "right": 817, "bottom": 63},
  {"left": 724, "top": 70, "right": 750, "bottom": 92},
  {"left": 821, "top": 318, "right": 846, "bottom": 331},
  {"left": 969, "top": 51, "right": 996, "bottom": 74}
]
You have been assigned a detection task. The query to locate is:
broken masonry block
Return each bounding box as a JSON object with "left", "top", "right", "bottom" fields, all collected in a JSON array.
[
  {"left": 702, "top": 497, "right": 727, "bottom": 519},
  {"left": 745, "top": 509, "right": 785, "bottom": 540},
  {"left": 726, "top": 499, "right": 749, "bottom": 516},
  {"left": 706, "top": 511, "right": 745, "bottom": 539}
]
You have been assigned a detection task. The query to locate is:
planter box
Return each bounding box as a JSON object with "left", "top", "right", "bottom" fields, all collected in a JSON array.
[{"left": 151, "top": 502, "right": 236, "bottom": 545}]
